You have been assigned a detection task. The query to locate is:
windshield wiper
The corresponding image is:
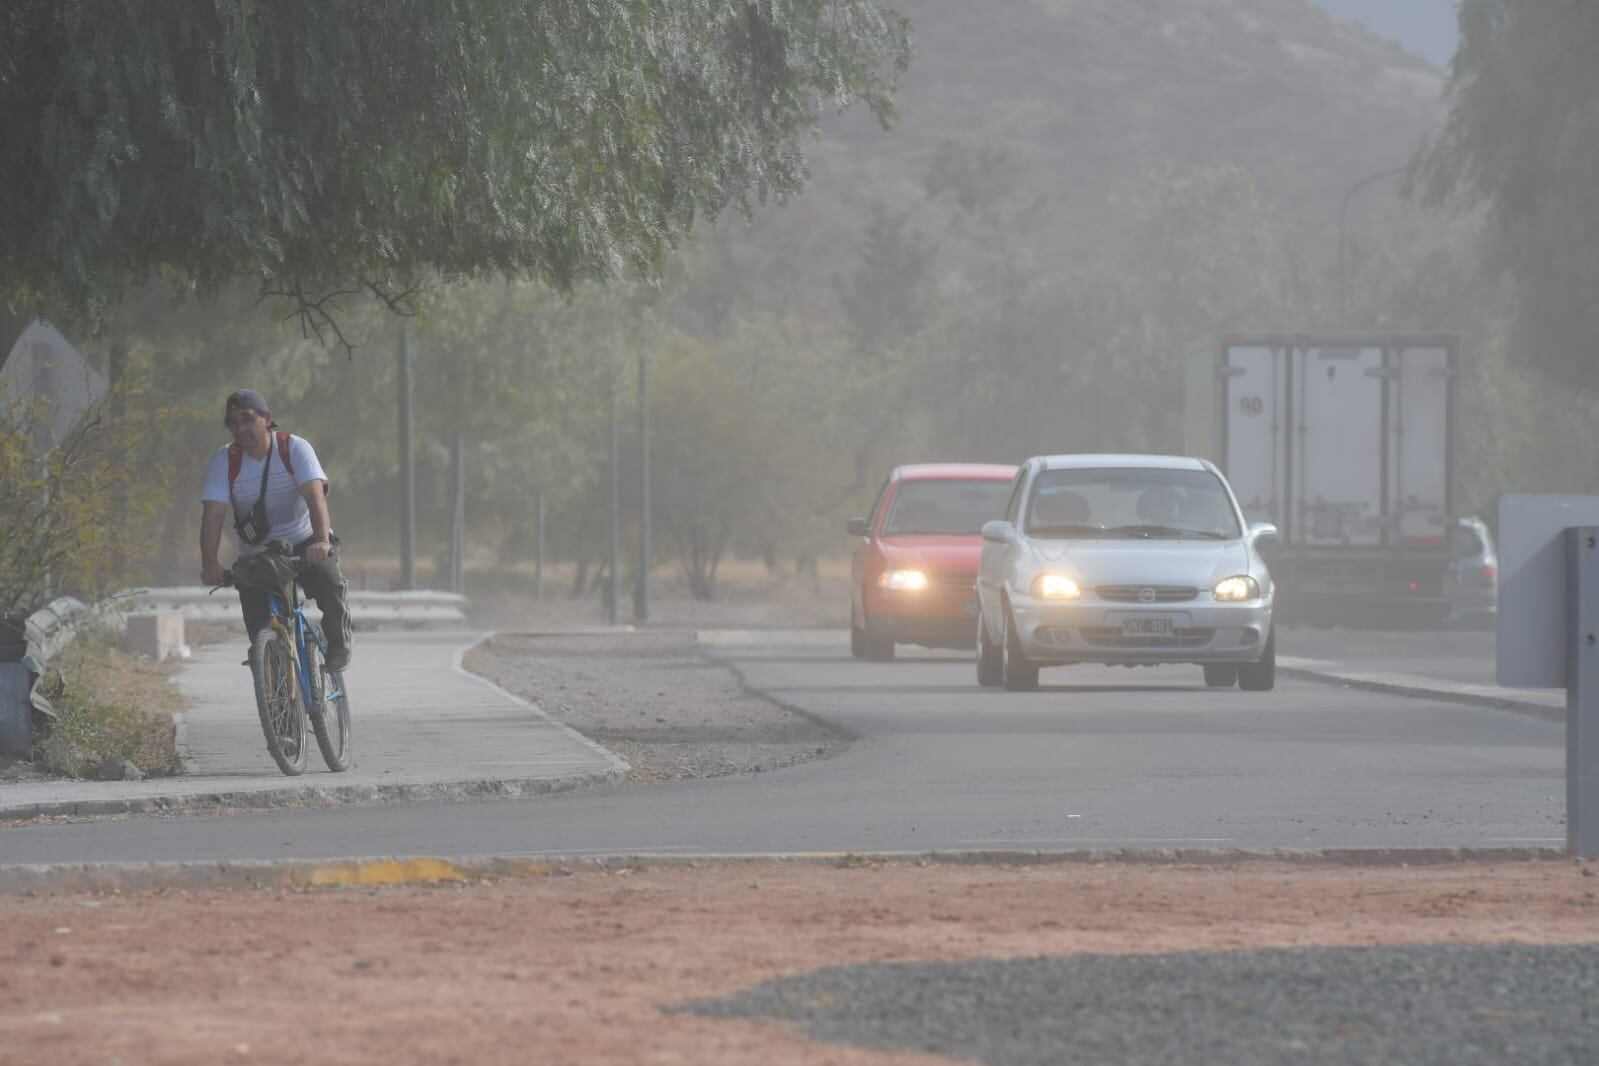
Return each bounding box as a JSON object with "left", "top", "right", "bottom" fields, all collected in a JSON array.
[
  {"left": 1107, "top": 525, "right": 1229, "bottom": 540},
  {"left": 1026, "top": 523, "right": 1111, "bottom": 538}
]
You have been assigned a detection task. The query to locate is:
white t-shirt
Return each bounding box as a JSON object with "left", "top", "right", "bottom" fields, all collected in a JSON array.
[{"left": 201, "top": 434, "right": 329, "bottom": 555}]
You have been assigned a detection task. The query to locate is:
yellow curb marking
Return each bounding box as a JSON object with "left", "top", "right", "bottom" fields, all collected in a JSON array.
[{"left": 304, "top": 859, "right": 469, "bottom": 886}]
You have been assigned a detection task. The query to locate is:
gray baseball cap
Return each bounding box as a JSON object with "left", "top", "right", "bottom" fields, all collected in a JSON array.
[{"left": 223, "top": 388, "right": 278, "bottom": 429}]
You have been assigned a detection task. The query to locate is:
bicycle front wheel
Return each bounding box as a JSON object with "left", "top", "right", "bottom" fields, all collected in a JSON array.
[
  {"left": 304, "top": 635, "right": 352, "bottom": 772},
  {"left": 250, "top": 627, "right": 307, "bottom": 776}
]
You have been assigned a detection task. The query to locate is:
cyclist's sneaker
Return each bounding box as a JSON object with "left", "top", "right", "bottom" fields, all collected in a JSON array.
[{"left": 324, "top": 645, "right": 352, "bottom": 672}]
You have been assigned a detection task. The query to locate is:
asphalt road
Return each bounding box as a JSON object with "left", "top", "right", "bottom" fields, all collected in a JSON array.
[{"left": 0, "top": 632, "right": 1563, "bottom": 866}]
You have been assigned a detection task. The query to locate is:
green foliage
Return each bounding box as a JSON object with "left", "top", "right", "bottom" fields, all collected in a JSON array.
[
  {"left": 649, "top": 314, "right": 851, "bottom": 596},
  {"left": 1421, "top": 1, "right": 1599, "bottom": 389},
  {"left": 1, "top": 0, "right": 910, "bottom": 331},
  {"left": 0, "top": 371, "right": 174, "bottom": 615},
  {"left": 32, "top": 640, "right": 182, "bottom": 780}
]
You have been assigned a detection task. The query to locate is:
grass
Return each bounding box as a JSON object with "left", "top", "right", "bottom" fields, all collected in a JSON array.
[{"left": 32, "top": 627, "right": 184, "bottom": 779}]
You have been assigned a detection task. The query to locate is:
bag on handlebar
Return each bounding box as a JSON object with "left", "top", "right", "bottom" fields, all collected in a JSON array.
[{"left": 230, "top": 539, "right": 299, "bottom": 598}]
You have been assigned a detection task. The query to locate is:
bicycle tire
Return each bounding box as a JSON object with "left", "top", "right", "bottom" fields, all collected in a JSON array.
[
  {"left": 304, "top": 633, "right": 352, "bottom": 772},
  {"left": 250, "top": 626, "right": 307, "bottom": 775}
]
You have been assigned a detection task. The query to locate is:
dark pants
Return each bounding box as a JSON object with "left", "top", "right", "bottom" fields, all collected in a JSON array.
[{"left": 238, "top": 535, "right": 352, "bottom": 654}]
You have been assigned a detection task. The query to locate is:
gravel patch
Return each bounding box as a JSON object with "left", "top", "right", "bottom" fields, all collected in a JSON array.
[
  {"left": 685, "top": 943, "right": 1599, "bottom": 1065},
  {"left": 464, "top": 630, "right": 849, "bottom": 781}
]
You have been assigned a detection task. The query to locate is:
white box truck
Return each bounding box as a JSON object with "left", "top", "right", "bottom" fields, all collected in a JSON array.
[{"left": 1184, "top": 332, "right": 1459, "bottom": 623}]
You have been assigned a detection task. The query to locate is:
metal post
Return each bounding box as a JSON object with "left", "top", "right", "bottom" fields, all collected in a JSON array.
[
  {"left": 535, "top": 492, "right": 546, "bottom": 602},
  {"left": 605, "top": 376, "right": 620, "bottom": 625},
  {"left": 450, "top": 428, "right": 465, "bottom": 595},
  {"left": 634, "top": 352, "right": 651, "bottom": 623},
  {"left": 1567, "top": 526, "right": 1599, "bottom": 857},
  {"left": 0, "top": 663, "right": 31, "bottom": 759},
  {"left": 397, "top": 326, "right": 416, "bottom": 590}
]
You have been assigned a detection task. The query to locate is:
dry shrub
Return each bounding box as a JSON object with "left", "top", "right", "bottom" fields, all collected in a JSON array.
[{"left": 33, "top": 637, "right": 183, "bottom": 779}]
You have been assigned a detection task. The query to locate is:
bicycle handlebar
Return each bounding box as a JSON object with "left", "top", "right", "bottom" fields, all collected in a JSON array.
[{"left": 208, "top": 555, "right": 306, "bottom": 594}]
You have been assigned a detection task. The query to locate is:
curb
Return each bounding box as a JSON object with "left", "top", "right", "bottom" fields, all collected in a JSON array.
[
  {"left": 0, "top": 846, "right": 1568, "bottom": 896},
  {"left": 1279, "top": 663, "right": 1564, "bottom": 722},
  {"left": 0, "top": 768, "right": 626, "bottom": 823},
  {"left": 1, "top": 631, "right": 632, "bottom": 824}
]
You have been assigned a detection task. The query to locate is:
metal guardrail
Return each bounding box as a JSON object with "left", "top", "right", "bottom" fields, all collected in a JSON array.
[
  {"left": 21, "top": 597, "right": 96, "bottom": 722},
  {"left": 0, "top": 588, "right": 468, "bottom": 758},
  {"left": 2, "top": 597, "right": 93, "bottom": 757},
  {"left": 122, "top": 586, "right": 468, "bottom": 625}
]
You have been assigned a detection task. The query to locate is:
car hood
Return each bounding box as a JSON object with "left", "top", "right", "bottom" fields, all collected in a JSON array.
[
  {"left": 878, "top": 535, "right": 984, "bottom": 574},
  {"left": 1030, "top": 539, "right": 1252, "bottom": 587}
]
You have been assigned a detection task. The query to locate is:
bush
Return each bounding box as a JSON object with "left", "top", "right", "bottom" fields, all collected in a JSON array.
[
  {"left": 32, "top": 640, "right": 183, "bottom": 779},
  {"left": 0, "top": 372, "right": 170, "bottom": 617}
]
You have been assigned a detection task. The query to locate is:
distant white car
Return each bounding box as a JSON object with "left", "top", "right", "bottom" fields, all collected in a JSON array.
[{"left": 975, "top": 454, "right": 1278, "bottom": 692}]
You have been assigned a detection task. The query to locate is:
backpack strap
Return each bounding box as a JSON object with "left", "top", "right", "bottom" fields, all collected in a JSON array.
[
  {"left": 276, "top": 431, "right": 295, "bottom": 478},
  {"left": 227, "top": 432, "right": 313, "bottom": 492}
]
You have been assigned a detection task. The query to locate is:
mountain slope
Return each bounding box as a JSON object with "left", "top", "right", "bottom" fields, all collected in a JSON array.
[{"left": 711, "top": 0, "right": 1447, "bottom": 294}]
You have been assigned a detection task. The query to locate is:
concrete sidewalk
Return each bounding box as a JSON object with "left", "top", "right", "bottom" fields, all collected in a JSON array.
[
  {"left": 1276, "top": 656, "right": 1565, "bottom": 721},
  {"left": 0, "top": 631, "right": 628, "bottom": 820}
]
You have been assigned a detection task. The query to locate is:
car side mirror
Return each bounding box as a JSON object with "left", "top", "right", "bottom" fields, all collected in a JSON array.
[
  {"left": 1248, "top": 522, "right": 1280, "bottom": 545},
  {"left": 846, "top": 516, "right": 870, "bottom": 537},
  {"left": 981, "top": 519, "right": 1015, "bottom": 544}
]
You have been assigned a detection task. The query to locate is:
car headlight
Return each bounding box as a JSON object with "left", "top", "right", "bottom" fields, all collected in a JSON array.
[
  {"left": 1031, "top": 574, "right": 1082, "bottom": 600},
  {"left": 1212, "top": 575, "right": 1260, "bottom": 602},
  {"left": 877, "top": 569, "right": 929, "bottom": 591}
]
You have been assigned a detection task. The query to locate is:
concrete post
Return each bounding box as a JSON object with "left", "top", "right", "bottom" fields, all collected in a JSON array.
[{"left": 1568, "top": 527, "right": 1599, "bottom": 857}]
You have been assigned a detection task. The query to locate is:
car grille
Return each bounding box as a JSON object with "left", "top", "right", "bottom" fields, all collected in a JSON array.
[
  {"left": 930, "top": 572, "right": 974, "bottom": 591},
  {"left": 1079, "top": 627, "right": 1215, "bottom": 649},
  {"left": 1096, "top": 585, "right": 1199, "bottom": 603}
]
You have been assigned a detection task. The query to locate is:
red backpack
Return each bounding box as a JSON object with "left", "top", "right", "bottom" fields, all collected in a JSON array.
[{"left": 227, "top": 431, "right": 296, "bottom": 488}]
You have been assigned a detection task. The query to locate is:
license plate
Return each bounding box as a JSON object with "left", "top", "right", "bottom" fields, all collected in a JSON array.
[{"left": 1121, "top": 616, "right": 1175, "bottom": 637}]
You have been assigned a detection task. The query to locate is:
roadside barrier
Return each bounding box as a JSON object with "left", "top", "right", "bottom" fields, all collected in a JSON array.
[{"left": 0, "top": 588, "right": 467, "bottom": 759}]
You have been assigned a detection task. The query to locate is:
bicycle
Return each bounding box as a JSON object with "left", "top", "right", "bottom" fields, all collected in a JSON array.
[{"left": 217, "top": 545, "right": 352, "bottom": 776}]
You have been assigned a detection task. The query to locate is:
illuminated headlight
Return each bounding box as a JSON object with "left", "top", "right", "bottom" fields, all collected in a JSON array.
[
  {"left": 1031, "top": 574, "right": 1082, "bottom": 600},
  {"left": 1212, "top": 575, "right": 1260, "bottom": 602},
  {"left": 877, "top": 569, "right": 929, "bottom": 591}
]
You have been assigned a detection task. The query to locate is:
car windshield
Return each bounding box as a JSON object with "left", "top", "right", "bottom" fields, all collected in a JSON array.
[
  {"left": 1024, "top": 467, "right": 1241, "bottom": 539},
  {"left": 882, "top": 478, "right": 1012, "bottom": 536}
]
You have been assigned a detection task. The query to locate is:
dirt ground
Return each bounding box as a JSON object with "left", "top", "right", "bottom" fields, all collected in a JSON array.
[
  {"left": 466, "top": 631, "right": 848, "bottom": 782},
  {"left": 2, "top": 858, "right": 1596, "bottom": 1065}
]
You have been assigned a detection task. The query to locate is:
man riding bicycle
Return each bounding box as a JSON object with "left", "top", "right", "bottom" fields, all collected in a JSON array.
[{"left": 200, "top": 389, "right": 353, "bottom": 671}]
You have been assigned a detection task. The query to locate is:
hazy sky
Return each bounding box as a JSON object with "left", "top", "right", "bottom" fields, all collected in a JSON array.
[{"left": 1312, "top": 0, "right": 1459, "bottom": 68}]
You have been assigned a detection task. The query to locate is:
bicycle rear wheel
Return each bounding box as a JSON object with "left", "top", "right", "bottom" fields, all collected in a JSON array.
[
  {"left": 250, "top": 626, "right": 307, "bottom": 775},
  {"left": 304, "top": 634, "right": 352, "bottom": 772}
]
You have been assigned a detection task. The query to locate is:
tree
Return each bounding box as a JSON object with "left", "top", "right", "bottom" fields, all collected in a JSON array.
[
  {"left": 1420, "top": 1, "right": 1599, "bottom": 389},
  {"left": 0, "top": 1, "right": 910, "bottom": 339}
]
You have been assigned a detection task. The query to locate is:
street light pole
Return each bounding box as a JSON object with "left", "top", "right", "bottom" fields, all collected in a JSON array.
[{"left": 1338, "top": 165, "right": 1407, "bottom": 326}]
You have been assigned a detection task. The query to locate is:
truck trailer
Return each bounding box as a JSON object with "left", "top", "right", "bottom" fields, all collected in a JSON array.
[{"left": 1184, "top": 331, "right": 1459, "bottom": 623}]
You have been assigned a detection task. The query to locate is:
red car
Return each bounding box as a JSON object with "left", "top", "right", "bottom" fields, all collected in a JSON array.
[{"left": 847, "top": 463, "right": 1019, "bottom": 660}]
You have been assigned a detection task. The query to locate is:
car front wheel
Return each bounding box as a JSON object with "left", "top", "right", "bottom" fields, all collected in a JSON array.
[
  {"left": 862, "top": 612, "right": 895, "bottom": 661},
  {"left": 1001, "top": 605, "right": 1039, "bottom": 692},
  {"left": 1238, "top": 627, "right": 1276, "bottom": 692},
  {"left": 849, "top": 606, "right": 866, "bottom": 659},
  {"left": 976, "top": 610, "right": 1003, "bottom": 687}
]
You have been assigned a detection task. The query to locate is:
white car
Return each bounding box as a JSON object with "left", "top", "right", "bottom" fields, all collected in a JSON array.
[{"left": 975, "top": 454, "right": 1278, "bottom": 691}]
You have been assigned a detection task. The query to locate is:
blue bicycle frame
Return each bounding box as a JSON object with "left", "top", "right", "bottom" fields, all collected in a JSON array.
[{"left": 267, "top": 577, "right": 345, "bottom": 712}]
